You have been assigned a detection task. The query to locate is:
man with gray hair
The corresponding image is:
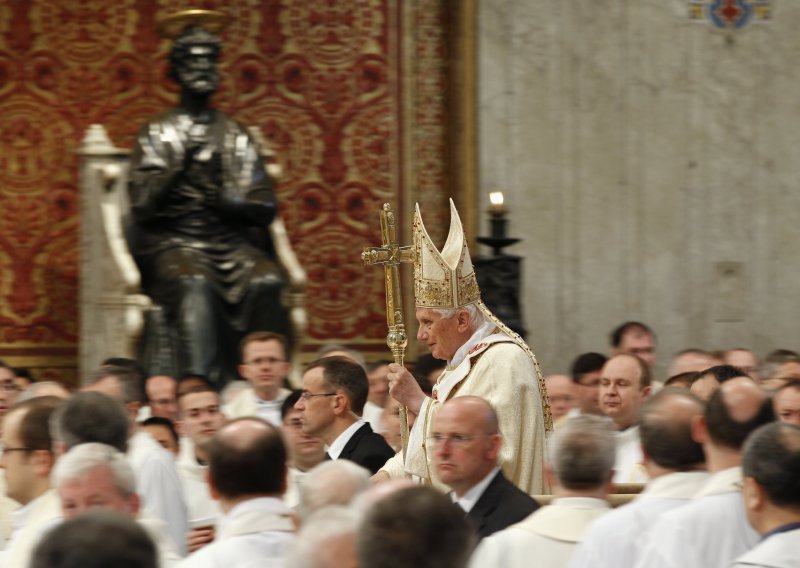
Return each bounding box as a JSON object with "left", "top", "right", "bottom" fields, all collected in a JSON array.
[
  {"left": 296, "top": 460, "right": 370, "bottom": 522},
  {"left": 52, "top": 443, "right": 181, "bottom": 566},
  {"left": 570, "top": 389, "right": 710, "bottom": 568},
  {"left": 732, "top": 422, "right": 800, "bottom": 568},
  {"left": 286, "top": 506, "right": 361, "bottom": 568},
  {"left": 83, "top": 365, "right": 188, "bottom": 553},
  {"left": 471, "top": 415, "right": 615, "bottom": 567}
]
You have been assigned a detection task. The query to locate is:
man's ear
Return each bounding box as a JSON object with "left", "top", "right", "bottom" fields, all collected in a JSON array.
[
  {"left": 126, "top": 401, "right": 141, "bottom": 423},
  {"left": 32, "top": 449, "right": 56, "bottom": 477},
  {"left": 456, "top": 309, "right": 472, "bottom": 333},
  {"left": 742, "top": 476, "right": 764, "bottom": 514},
  {"left": 691, "top": 414, "right": 707, "bottom": 445},
  {"left": 128, "top": 492, "right": 141, "bottom": 517}
]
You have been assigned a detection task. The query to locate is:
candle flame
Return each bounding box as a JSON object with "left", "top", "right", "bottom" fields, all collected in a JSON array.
[{"left": 489, "top": 192, "right": 504, "bottom": 207}]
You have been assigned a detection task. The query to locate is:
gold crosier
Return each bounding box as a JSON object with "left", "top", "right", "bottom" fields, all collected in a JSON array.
[{"left": 362, "top": 203, "right": 414, "bottom": 462}]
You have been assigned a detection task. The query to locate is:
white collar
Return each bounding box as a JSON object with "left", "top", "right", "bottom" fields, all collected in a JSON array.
[
  {"left": 694, "top": 466, "right": 742, "bottom": 498},
  {"left": 327, "top": 419, "right": 365, "bottom": 460},
  {"left": 452, "top": 466, "right": 500, "bottom": 513},
  {"left": 637, "top": 471, "right": 710, "bottom": 501},
  {"left": 448, "top": 321, "right": 495, "bottom": 370}
]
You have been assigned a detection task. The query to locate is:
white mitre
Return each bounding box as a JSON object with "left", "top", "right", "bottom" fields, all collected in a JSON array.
[
  {"left": 413, "top": 199, "right": 481, "bottom": 309},
  {"left": 413, "top": 199, "right": 553, "bottom": 430}
]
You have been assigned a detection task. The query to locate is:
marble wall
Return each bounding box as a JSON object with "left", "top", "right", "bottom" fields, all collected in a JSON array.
[{"left": 477, "top": 0, "right": 800, "bottom": 377}]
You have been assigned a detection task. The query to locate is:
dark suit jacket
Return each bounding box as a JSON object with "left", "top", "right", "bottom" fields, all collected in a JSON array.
[
  {"left": 465, "top": 470, "right": 540, "bottom": 541},
  {"left": 337, "top": 422, "right": 395, "bottom": 474}
]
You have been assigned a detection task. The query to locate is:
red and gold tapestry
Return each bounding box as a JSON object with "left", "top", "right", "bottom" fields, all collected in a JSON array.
[{"left": 0, "top": 0, "right": 455, "bottom": 382}]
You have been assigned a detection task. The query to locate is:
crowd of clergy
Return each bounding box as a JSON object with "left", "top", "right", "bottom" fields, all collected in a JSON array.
[{"left": 0, "top": 320, "right": 798, "bottom": 568}]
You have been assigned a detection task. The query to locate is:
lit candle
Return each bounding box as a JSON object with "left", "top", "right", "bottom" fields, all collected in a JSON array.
[{"left": 489, "top": 191, "right": 505, "bottom": 216}]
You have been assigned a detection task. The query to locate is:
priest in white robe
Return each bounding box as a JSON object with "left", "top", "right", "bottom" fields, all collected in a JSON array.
[
  {"left": 470, "top": 415, "right": 615, "bottom": 568},
  {"left": 569, "top": 389, "right": 710, "bottom": 568}
]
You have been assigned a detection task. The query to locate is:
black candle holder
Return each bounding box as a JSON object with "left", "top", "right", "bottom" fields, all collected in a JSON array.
[{"left": 477, "top": 213, "right": 520, "bottom": 256}]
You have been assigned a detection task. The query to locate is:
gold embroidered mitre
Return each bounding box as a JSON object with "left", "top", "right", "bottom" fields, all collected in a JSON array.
[{"left": 413, "top": 199, "right": 481, "bottom": 309}]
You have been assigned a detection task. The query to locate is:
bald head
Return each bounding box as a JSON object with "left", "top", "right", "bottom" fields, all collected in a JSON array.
[
  {"left": 207, "top": 418, "right": 286, "bottom": 500},
  {"left": 438, "top": 396, "right": 499, "bottom": 433},
  {"left": 640, "top": 389, "right": 706, "bottom": 471},
  {"left": 432, "top": 396, "right": 501, "bottom": 496},
  {"left": 705, "top": 377, "right": 775, "bottom": 451}
]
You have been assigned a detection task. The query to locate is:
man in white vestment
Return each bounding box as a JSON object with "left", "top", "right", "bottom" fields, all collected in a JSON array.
[
  {"left": 225, "top": 332, "right": 292, "bottom": 426},
  {"left": 84, "top": 365, "right": 188, "bottom": 554},
  {"left": 53, "top": 443, "right": 181, "bottom": 567},
  {"left": 178, "top": 418, "right": 294, "bottom": 567},
  {"left": 376, "top": 199, "right": 552, "bottom": 494},
  {"left": 599, "top": 354, "right": 652, "bottom": 483},
  {"left": 732, "top": 422, "right": 800, "bottom": 568},
  {"left": 636, "top": 377, "right": 776, "bottom": 568},
  {"left": 1, "top": 397, "right": 62, "bottom": 568},
  {"left": 176, "top": 384, "right": 225, "bottom": 552},
  {"left": 470, "top": 415, "right": 614, "bottom": 568},
  {"left": 569, "top": 389, "right": 710, "bottom": 568}
]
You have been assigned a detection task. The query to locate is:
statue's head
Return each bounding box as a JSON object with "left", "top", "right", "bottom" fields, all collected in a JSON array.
[{"left": 169, "top": 26, "right": 221, "bottom": 96}]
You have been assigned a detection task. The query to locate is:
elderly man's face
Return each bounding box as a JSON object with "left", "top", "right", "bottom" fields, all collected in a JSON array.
[
  {"left": 415, "top": 308, "right": 468, "bottom": 362},
  {"left": 59, "top": 464, "right": 138, "bottom": 520}
]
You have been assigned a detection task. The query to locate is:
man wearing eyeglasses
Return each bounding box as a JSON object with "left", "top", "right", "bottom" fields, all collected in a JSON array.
[
  {"left": 1, "top": 396, "right": 62, "bottom": 567},
  {"left": 431, "top": 397, "right": 538, "bottom": 542},
  {"left": 294, "top": 357, "right": 394, "bottom": 475},
  {"left": 226, "top": 331, "right": 292, "bottom": 426}
]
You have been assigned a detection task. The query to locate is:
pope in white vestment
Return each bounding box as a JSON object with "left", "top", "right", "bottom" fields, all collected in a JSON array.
[{"left": 377, "top": 200, "right": 552, "bottom": 495}]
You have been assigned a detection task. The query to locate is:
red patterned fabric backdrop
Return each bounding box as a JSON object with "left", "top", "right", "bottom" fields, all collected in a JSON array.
[{"left": 0, "top": 0, "right": 451, "bottom": 382}]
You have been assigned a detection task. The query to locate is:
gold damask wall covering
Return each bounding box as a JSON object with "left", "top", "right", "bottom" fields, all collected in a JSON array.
[{"left": 0, "top": 0, "right": 455, "bottom": 382}]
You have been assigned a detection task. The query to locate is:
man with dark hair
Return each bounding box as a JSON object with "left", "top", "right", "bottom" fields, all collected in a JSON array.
[
  {"left": 226, "top": 331, "right": 292, "bottom": 426},
  {"left": 637, "top": 377, "right": 776, "bottom": 568},
  {"left": 572, "top": 389, "right": 709, "bottom": 568},
  {"left": 569, "top": 352, "right": 606, "bottom": 417},
  {"left": 141, "top": 416, "right": 180, "bottom": 456},
  {"left": 472, "top": 415, "right": 614, "bottom": 567},
  {"left": 610, "top": 321, "right": 656, "bottom": 368},
  {"left": 364, "top": 360, "right": 391, "bottom": 428},
  {"left": 689, "top": 364, "right": 751, "bottom": 401},
  {"left": 84, "top": 365, "right": 187, "bottom": 554},
  {"left": 431, "top": 397, "right": 538, "bottom": 541},
  {"left": 176, "top": 384, "right": 225, "bottom": 552},
  {"left": 772, "top": 378, "right": 800, "bottom": 426},
  {"left": 52, "top": 391, "right": 130, "bottom": 453},
  {"left": 294, "top": 356, "right": 394, "bottom": 474},
  {"left": 0, "top": 360, "right": 22, "bottom": 428},
  {"left": 733, "top": 422, "right": 800, "bottom": 567},
  {"left": 358, "top": 486, "right": 474, "bottom": 568},
  {"left": 280, "top": 390, "right": 325, "bottom": 508},
  {"left": 599, "top": 354, "right": 652, "bottom": 482},
  {"left": 31, "top": 511, "right": 157, "bottom": 568},
  {"left": 178, "top": 418, "right": 294, "bottom": 567},
  {"left": 2, "top": 397, "right": 63, "bottom": 567}
]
